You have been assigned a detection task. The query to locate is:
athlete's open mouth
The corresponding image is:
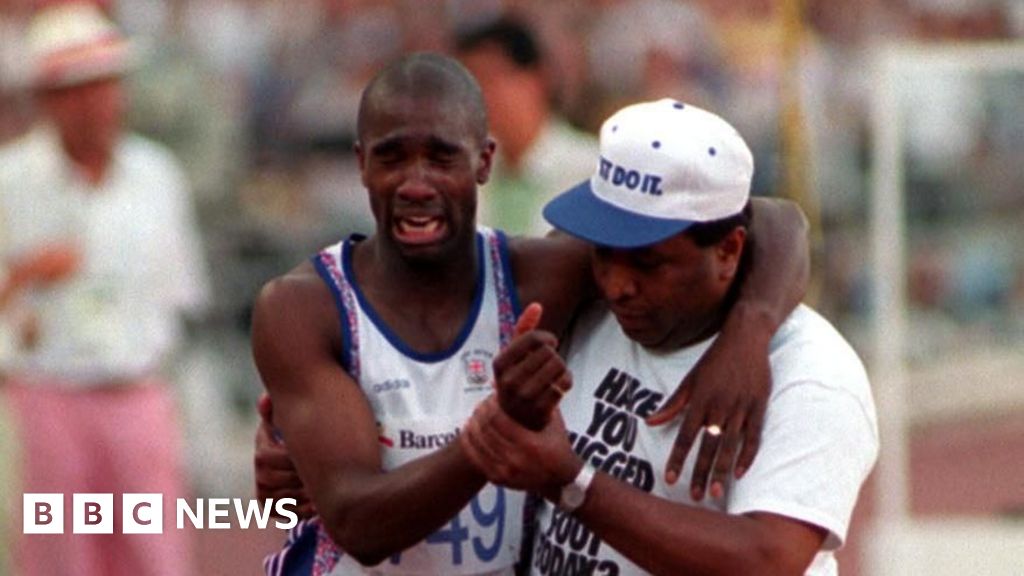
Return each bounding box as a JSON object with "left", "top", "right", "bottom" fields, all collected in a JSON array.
[{"left": 393, "top": 215, "right": 447, "bottom": 245}]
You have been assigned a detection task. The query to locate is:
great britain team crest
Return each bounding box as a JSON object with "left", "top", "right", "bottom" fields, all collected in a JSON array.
[{"left": 461, "top": 349, "right": 493, "bottom": 390}]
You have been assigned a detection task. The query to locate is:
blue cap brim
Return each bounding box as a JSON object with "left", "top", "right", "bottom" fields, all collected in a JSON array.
[{"left": 543, "top": 180, "right": 694, "bottom": 248}]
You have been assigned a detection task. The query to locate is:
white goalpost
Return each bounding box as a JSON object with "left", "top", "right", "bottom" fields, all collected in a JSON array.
[{"left": 866, "top": 41, "right": 1024, "bottom": 576}]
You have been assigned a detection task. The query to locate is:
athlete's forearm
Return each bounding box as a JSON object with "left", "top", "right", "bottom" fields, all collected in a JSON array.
[
  {"left": 317, "top": 442, "right": 487, "bottom": 567},
  {"left": 734, "top": 197, "right": 809, "bottom": 334}
]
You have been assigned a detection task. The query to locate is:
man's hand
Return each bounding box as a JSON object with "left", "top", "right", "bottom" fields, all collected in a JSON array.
[
  {"left": 493, "top": 303, "right": 572, "bottom": 431},
  {"left": 254, "top": 393, "right": 315, "bottom": 519},
  {"left": 460, "top": 395, "right": 580, "bottom": 499},
  {"left": 9, "top": 244, "right": 82, "bottom": 287},
  {"left": 2, "top": 244, "right": 81, "bottom": 314},
  {"left": 646, "top": 322, "right": 771, "bottom": 501}
]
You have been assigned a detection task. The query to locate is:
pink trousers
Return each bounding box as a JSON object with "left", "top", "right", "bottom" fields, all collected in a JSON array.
[{"left": 5, "top": 376, "right": 194, "bottom": 576}]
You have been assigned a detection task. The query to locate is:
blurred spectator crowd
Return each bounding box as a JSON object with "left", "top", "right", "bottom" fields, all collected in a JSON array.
[{"left": 1, "top": 0, "right": 1022, "bottom": 493}]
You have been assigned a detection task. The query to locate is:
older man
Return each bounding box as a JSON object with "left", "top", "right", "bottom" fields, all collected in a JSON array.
[
  {"left": 0, "top": 4, "right": 208, "bottom": 574},
  {"left": 461, "top": 100, "right": 878, "bottom": 575}
]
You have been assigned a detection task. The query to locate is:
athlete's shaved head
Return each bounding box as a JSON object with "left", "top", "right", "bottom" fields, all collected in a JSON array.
[{"left": 357, "top": 52, "right": 489, "bottom": 143}]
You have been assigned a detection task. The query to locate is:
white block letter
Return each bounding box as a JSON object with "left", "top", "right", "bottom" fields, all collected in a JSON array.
[
  {"left": 73, "top": 493, "right": 113, "bottom": 534},
  {"left": 176, "top": 498, "right": 203, "bottom": 529},
  {"left": 208, "top": 498, "right": 230, "bottom": 529},
  {"left": 123, "top": 494, "right": 163, "bottom": 534},
  {"left": 23, "top": 494, "right": 63, "bottom": 534},
  {"left": 274, "top": 498, "right": 299, "bottom": 530}
]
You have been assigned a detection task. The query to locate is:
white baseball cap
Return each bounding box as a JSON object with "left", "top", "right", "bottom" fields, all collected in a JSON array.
[
  {"left": 27, "top": 2, "right": 135, "bottom": 90},
  {"left": 543, "top": 99, "right": 753, "bottom": 248}
]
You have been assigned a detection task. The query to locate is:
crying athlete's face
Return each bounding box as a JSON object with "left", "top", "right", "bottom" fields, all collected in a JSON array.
[{"left": 357, "top": 92, "right": 494, "bottom": 264}]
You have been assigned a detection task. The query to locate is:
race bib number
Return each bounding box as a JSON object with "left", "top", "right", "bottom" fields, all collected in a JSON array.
[{"left": 377, "top": 418, "right": 524, "bottom": 574}]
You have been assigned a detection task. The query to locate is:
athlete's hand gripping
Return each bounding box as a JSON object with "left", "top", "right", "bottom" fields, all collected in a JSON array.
[
  {"left": 461, "top": 395, "right": 580, "bottom": 499},
  {"left": 254, "top": 393, "right": 316, "bottom": 519},
  {"left": 493, "top": 303, "right": 572, "bottom": 431}
]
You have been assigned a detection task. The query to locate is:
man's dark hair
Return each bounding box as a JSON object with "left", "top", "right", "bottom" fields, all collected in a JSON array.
[
  {"left": 357, "top": 52, "right": 488, "bottom": 142},
  {"left": 685, "top": 201, "right": 753, "bottom": 248},
  {"left": 686, "top": 201, "right": 754, "bottom": 310},
  {"left": 454, "top": 16, "right": 542, "bottom": 70}
]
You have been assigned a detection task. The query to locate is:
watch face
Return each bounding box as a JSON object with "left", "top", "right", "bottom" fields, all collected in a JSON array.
[{"left": 561, "top": 484, "right": 585, "bottom": 511}]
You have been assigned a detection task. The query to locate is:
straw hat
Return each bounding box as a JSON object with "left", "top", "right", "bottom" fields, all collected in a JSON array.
[{"left": 27, "top": 2, "right": 135, "bottom": 89}]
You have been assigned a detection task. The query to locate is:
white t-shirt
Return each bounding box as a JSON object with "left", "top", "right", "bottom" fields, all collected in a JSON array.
[
  {"left": 0, "top": 125, "right": 210, "bottom": 384},
  {"left": 478, "top": 118, "right": 599, "bottom": 237},
  {"left": 530, "top": 304, "right": 878, "bottom": 576}
]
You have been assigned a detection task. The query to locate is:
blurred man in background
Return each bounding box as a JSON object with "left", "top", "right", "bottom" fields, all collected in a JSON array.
[
  {"left": 0, "top": 2, "right": 32, "bottom": 569},
  {"left": 455, "top": 16, "right": 598, "bottom": 236},
  {"left": 0, "top": 3, "right": 209, "bottom": 574}
]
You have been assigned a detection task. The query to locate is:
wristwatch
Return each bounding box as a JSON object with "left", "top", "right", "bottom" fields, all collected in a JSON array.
[{"left": 558, "top": 462, "right": 596, "bottom": 512}]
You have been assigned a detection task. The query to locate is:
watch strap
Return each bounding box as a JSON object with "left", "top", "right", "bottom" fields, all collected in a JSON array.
[{"left": 558, "top": 462, "right": 596, "bottom": 512}]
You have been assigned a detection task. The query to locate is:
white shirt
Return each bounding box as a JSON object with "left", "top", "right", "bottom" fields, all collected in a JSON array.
[
  {"left": 531, "top": 304, "right": 878, "bottom": 575},
  {"left": 0, "top": 125, "right": 210, "bottom": 384},
  {"left": 478, "top": 118, "right": 599, "bottom": 237}
]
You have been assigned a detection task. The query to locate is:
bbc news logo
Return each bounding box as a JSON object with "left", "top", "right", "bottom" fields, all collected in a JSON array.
[{"left": 23, "top": 494, "right": 298, "bottom": 534}]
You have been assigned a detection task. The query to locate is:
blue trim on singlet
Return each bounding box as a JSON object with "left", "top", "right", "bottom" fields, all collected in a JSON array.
[
  {"left": 278, "top": 523, "right": 316, "bottom": 576},
  {"left": 341, "top": 232, "right": 487, "bottom": 363},
  {"left": 263, "top": 518, "right": 318, "bottom": 576},
  {"left": 312, "top": 253, "right": 354, "bottom": 373},
  {"left": 494, "top": 229, "right": 523, "bottom": 318}
]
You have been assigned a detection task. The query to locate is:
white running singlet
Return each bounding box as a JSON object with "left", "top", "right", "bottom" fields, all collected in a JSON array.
[{"left": 265, "top": 227, "right": 525, "bottom": 576}]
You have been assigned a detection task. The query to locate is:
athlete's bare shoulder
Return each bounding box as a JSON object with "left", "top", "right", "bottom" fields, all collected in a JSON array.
[
  {"left": 253, "top": 260, "right": 343, "bottom": 364},
  {"left": 257, "top": 261, "right": 327, "bottom": 310},
  {"left": 506, "top": 233, "right": 596, "bottom": 337}
]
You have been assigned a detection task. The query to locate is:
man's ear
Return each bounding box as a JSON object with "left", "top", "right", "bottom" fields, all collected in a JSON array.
[
  {"left": 354, "top": 141, "right": 365, "bottom": 171},
  {"left": 476, "top": 137, "right": 497, "bottom": 185},
  {"left": 354, "top": 141, "right": 369, "bottom": 187},
  {"left": 715, "top": 227, "right": 747, "bottom": 282}
]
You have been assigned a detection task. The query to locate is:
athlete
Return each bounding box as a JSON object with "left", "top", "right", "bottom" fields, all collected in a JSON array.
[
  {"left": 252, "top": 54, "right": 809, "bottom": 575},
  {"left": 460, "top": 100, "right": 879, "bottom": 575}
]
